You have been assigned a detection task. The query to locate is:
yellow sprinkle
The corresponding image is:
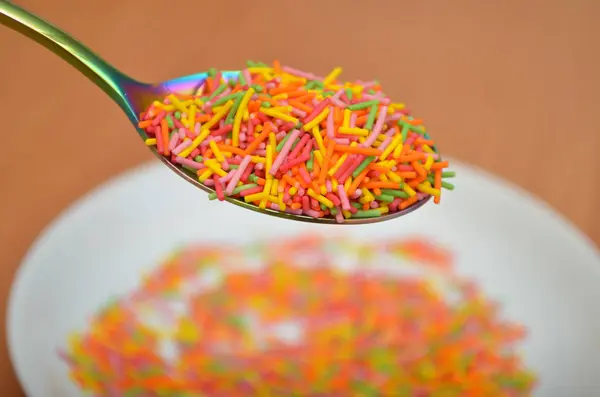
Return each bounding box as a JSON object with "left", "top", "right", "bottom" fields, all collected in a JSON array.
[
  {"left": 168, "top": 95, "right": 189, "bottom": 113},
  {"left": 313, "top": 150, "right": 324, "bottom": 165},
  {"left": 332, "top": 178, "right": 339, "bottom": 191},
  {"left": 379, "top": 205, "right": 390, "bottom": 214},
  {"left": 303, "top": 107, "right": 330, "bottom": 131},
  {"left": 343, "top": 109, "right": 351, "bottom": 128},
  {"left": 209, "top": 140, "right": 225, "bottom": 162},
  {"left": 267, "top": 195, "right": 279, "bottom": 203},
  {"left": 343, "top": 210, "right": 352, "bottom": 219},
  {"left": 307, "top": 188, "right": 334, "bottom": 208},
  {"left": 328, "top": 151, "right": 350, "bottom": 176},
  {"left": 393, "top": 141, "right": 405, "bottom": 157},
  {"left": 323, "top": 67, "right": 343, "bottom": 85},
  {"left": 403, "top": 183, "right": 417, "bottom": 197},
  {"left": 205, "top": 160, "right": 227, "bottom": 177},
  {"left": 269, "top": 132, "right": 277, "bottom": 152},
  {"left": 271, "top": 178, "right": 279, "bottom": 196},
  {"left": 423, "top": 144, "right": 435, "bottom": 154},
  {"left": 376, "top": 134, "right": 387, "bottom": 142},
  {"left": 361, "top": 187, "right": 375, "bottom": 203},
  {"left": 255, "top": 125, "right": 263, "bottom": 133},
  {"left": 418, "top": 184, "right": 441, "bottom": 197},
  {"left": 198, "top": 169, "right": 213, "bottom": 182},
  {"left": 247, "top": 67, "right": 274, "bottom": 74},
  {"left": 391, "top": 102, "right": 405, "bottom": 110},
  {"left": 320, "top": 185, "right": 327, "bottom": 195},
  {"left": 269, "top": 106, "right": 292, "bottom": 113},
  {"left": 380, "top": 174, "right": 389, "bottom": 182},
  {"left": 259, "top": 179, "right": 273, "bottom": 209},
  {"left": 193, "top": 98, "right": 204, "bottom": 108},
  {"left": 265, "top": 145, "right": 274, "bottom": 176},
  {"left": 380, "top": 134, "right": 403, "bottom": 160},
  {"left": 233, "top": 88, "right": 255, "bottom": 147},
  {"left": 153, "top": 102, "right": 175, "bottom": 112},
  {"left": 144, "top": 138, "right": 157, "bottom": 146},
  {"left": 243, "top": 109, "right": 250, "bottom": 122},
  {"left": 424, "top": 155, "right": 435, "bottom": 170},
  {"left": 311, "top": 126, "right": 326, "bottom": 155},
  {"left": 278, "top": 194, "right": 286, "bottom": 211},
  {"left": 178, "top": 128, "right": 211, "bottom": 158},
  {"left": 187, "top": 104, "right": 197, "bottom": 128},
  {"left": 338, "top": 127, "right": 369, "bottom": 136},
  {"left": 245, "top": 192, "right": 265, "bottom": 203},
  {"left": 261, "top": 108, "right": 299, "bottom": 124},
  {"left": 344, "top": 176, "right": 352, "bottom": 192},
  {"left": 288, "top": 186, "right": 298, "bottom": 196},
  {"left": 272, "top": 93, "right": 288, "bottom": 101},
  {"left": 205, "top": 100, "right": 234, "bottom": 130}
]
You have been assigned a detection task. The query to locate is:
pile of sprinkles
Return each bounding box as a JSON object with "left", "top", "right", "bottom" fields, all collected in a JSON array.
[
  {"left": 139, "top": 61, "right": 455, "bottom": 222},
  {"left": 61, "top": 236, "right": 535, "bottom": 396}
]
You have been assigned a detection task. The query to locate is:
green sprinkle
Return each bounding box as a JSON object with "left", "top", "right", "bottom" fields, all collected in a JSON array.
[
  {"left": 248, "top": 174, "right": 259, "bottom": 183},
  {"left": 345, "top": 88, "right": 353, "bottom": 100},
  {"left": 322, "top": 91, "right": 336, "bottom": 97},
  {"left": 166, "top": 115, "right": 174, "bottom": 129},
  {"left": 381, "top": 189, "right": 409, "bottom": 198},
  {"left": 238, "top": 72, "right": 247, "bottom": 86},
  {"left": 232, "top": 183, "right": 258, "bottom": 195},
  {"left": 213, "top": 92, "right": 240, "bottom": 107},
  {"left": 225, "top": 92, "right": 245, "bottom": 125},
  {"left": 295, "top": 122, "right": 304, "bottom": 129},
  {"left": 330, "top": 207, "right": 338, "bottom": 215},
  {"left": 182, "top": 165, "right": 198, "bottom": 173},
  {"left": 290, "top": 138, "right": 301, "bottom": 150},
  {"left": 352, "top": 209, "right": 381, "bottom": 218},
  {"left": 208, "top": 83, "right": 227, "bottom": 100},
  {"left": 320, "top": 203, "right": 328, "bottom": 211},
  {"left": 351, "top": 202, "right": 362, "bottom": 209},
  {"left": 208, "top": 192, "right": 218, "bottom": 200},
  {"left": 261, "top": 101, "right": 272, "bottom": 108},
  {"left": 442, "top": 171, "right": 456, "bottom": 178},
  {"left": 367, "top": 89, "right": 376, "bottom": 95},
  {"left": 364, "top": 103, "right": 378, "bottom": 129},
  {"left": 255, "top": 61, "right": 268, "bottom": 67},
  {"left": 246, "top": 60, "right": 257, "bottom": 67},
  {"left": 276, "top": 133, "right": 293, "bottom": 151},
  {"left": 307, "top": 152, "right": 314, "bottom": 171},
  {"left": 400, "top": 122, "right": 410, "bottom": 142},
  {"left": 399, "top": 120, "right": 426, "bottom": 135},
  {"left": 374, "top": 194, "right": 395, "bottom": 203},
  {"left": 441, "top": 181, "right": 455, "bottom": 190},
  {"left": 352, "top": 156, "right": 377, "bottom": 178},
  {"left": 208, "top": 67, "right": 217, "bottom": 77},
  {"left": 347, "top": 99, "right": 379, "bottom": 111},
  {"left": 251, "top": 84, "right": 263, "bottom": 93},
  {"left": 174, "top": 111, "right": 181, "bottom": 119},
  {"left": 229, "top": 164, "right": 239, "bottom": 169},
  {"left": 194, "top": 155, "right": 204, "bottom": 162}
]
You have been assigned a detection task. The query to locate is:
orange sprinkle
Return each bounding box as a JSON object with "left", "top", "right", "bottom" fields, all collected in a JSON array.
[
  {"left": 160, "top": 118, "right": 170, "bottom": 156},
  {"left": 334, "top": 145, "right": 382, "bottom": 156},
  {"left": 399, "top": 195, "right": 419, "bottom": 210}
]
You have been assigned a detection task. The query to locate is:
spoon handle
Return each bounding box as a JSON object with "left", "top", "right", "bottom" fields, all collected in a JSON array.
[{"left": 0, "top": 1, "right": 142, "bottom": 120}]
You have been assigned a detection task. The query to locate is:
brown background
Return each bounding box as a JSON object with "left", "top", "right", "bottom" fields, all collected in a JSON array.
[{"left": 1, "top": 0, "right": 599, "bottom": 395}]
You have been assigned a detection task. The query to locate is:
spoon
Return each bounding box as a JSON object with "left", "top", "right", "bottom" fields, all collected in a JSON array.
[{"left": 0, "top": 1, "right": 430, "bottom": 224}]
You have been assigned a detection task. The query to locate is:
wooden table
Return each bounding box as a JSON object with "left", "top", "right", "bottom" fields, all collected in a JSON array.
[{"left": 1, "top": 0, "right": 598, "bottom": 394}]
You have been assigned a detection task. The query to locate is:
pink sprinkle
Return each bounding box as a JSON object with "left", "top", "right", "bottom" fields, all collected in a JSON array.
[
  {"left": 172, "top": 140, "right": 192, "bottom": 155},
  {"left": 377, "top": 136, "right": 393, "bottom": 152},
  {"left": 304, "top": 208, "right": 321, "bottom": 218},
  {"left": 172, "top": 117, "right": 185, "bottom": 129},
  {"left": 285, "top": 208, "right": 303, "bottom": 216},
  {"left": 370, "top": 201, "right": 380, "bottom": 209},
  {"left": 190, "top": 148, "right": 200, "bottom": 158},
  {"left": 291, "top": 108, "right": 307, "bottom": 118},
  {"left": 325, "top": 180, "right": 332, "bottom": 193},
  {"left": 303, "top": 98, "right": 330, "bottom": 124},
  {"left": 362, "top": 105, "right": 388, "bottom": 147},
  {"left": 326, "top": 107, "right": 335, "bottom": 138},
  {"left": 242, "top": 69, "right": 252, "bottom": 85},
  {"left": 334, "top": 138, "right": 351, "bottom": 145},
  {"left": 270, "top": 129, "right": 300, "bottom": 175},
  {"left": 325, "top": 193, "right": 341, "bottom": 207},
  {"left": 282, "top": 66, "right": 315, "bottom": 80},
  {"left": 329, "top": 96, "right": 347, "bottom": 108},
  {"left": 203, "top": 178, "right": 214, "bottom": 187},
  {"left": 219, "top": 169, "right": 236, "bottom": 184},
  {"left": 335, "top": 211, "right": 344, "bottom": 223},
  {"left": 298, "top": 167, "right": 312, "bottom": 185},
  {"left": 168, "top": 133, "right": 180, "bottom": 151},
  {"left": 213, "top": 175, "right": 225, "bottom": 201},
  {"left": 337, "top": 185, "right": 351, "bottom": 211},
  {"left": 302, "top": 195, "right": 310, "bottom": 213},
  {"left": 352, "top": 189, "right": 362, "bottom": 199},
  {"left": 212, "top": 124, "right": 233, "bottom": 136},
  {"left": 240, "top": 185, "right": 263, "bottom": 197},
  {"left": 146, "top": 126, "right": 155, "bottom": 135},
  {"left": 390, "top": 198, "right": 402, "bottom": 212},
  {"left": 151, "top": 111, "right": 166, "bottom": 127},
  {"left": 178, "top": 128, "right": 186, "bottom": 140},
  {"left": 288, "top": 134, "right": 311, "bottom": 159},
  {"left": 279, "top": 154, "right": 310, "bottom": 173},
  {"left": 350, "top": 113, "right": 357, "bottom": 128},
  {"left": 225, "top": 155, "right": 252, "bottom": 195}
]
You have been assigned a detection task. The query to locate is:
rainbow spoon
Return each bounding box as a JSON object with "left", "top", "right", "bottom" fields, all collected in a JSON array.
[{"left": 0, "top": 1, "right": 430, "bottom": 224}]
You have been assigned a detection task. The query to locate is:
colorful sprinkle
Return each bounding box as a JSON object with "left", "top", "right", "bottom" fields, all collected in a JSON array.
[
  {"left": 139, "top": 62, "right": 454, "bottom": 222},
  {"left": 61, "top": 236, "right": 535, "bottom": 396}
]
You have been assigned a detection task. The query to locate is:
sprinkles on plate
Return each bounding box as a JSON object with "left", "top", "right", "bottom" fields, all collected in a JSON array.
[
  {"left": 61, "top": 236, "right": 535, "bottom": 396},
  {"left": 139, "top": 61, "right": 455, "bottom": 222}
]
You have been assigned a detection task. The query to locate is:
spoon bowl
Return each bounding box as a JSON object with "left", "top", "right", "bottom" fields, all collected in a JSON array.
[{"left": 0, "top": 0, "right": 431, "bottom": 224}]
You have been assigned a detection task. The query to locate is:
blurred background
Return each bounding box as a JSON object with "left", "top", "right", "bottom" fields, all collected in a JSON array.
[{"left": 0, "top": 0, "right": 599, "bottom": 395}]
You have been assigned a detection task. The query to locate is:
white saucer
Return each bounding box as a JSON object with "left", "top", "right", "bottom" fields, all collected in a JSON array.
[{"left": 7, "top": 161, "right": 600, "bottom": 397}]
